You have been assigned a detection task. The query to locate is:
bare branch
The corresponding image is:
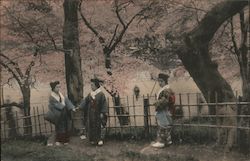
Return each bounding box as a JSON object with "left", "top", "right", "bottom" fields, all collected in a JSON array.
[
  {"left": 46, "top": 26, "right": 58, "bottom": 50},
  {"left": 108, "top": 24, "right": 119, "bottom": 48},
  {"left": 110, "top": 2, "right": 153, "bottom": 51},
  {"left": 0, "top": 53, "right": 24, "bottom": 78},
  {"left": 0, "top": 60, "right": 22, "bottom": 86},
  {"left": 25, "top": 60, "right": 35, "bottom": 78},
  {"left": 4, "top": 7, "right": 35, "bottom": 43},
  {"left": 6, "top": 76, "right": 15, "bottom": 87},
  {"left": 239, "top": 10, "right": 248, "bottom": 49},
  {"left": 78, "top": 0, "right": 105, "bottom": 45},
  {"left": 115, "top": 0, "right": 126, "bottom": 28},
  {"left": 172, "top": 1, "right": 207, "bottom": 13},
  {"left": 229, "top": 18, "right": 240, "bottom": 56}
]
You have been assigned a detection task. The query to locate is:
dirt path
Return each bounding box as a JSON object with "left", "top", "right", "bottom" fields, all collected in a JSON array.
[{"left": 67, "top": 136, "right": 250, "bottom": 161}]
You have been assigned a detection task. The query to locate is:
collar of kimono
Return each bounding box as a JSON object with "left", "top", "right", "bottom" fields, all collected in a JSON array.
[
  {"left": 51, "top": 91, "right": 65, "bottom": 106},
  {"left": 157, "top": 84, "right": 169, "bottom": 100},
  {"left": 90, "top": 87, "right": 102, "bottom": 99}
]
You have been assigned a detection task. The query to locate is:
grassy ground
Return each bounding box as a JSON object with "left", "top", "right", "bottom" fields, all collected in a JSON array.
[{"left": 1, "top": 137, "right": 250, "bottom": 161}]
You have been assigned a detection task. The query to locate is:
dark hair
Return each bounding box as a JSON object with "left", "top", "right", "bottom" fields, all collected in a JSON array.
[
  {"left": 158, "top": 73, "right": 169, "bottom": 83},
  {"left": 50, "top": 81, "right": 60, "bottom": 91},
  {"left": 91, "top": 78, "right": 103, "bottom": 88}
]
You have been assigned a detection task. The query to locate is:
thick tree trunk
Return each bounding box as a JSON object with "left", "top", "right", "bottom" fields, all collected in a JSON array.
[
  {"left": 173, "top": 1, "right": 248, "bottom": 150},
  {"left": 21, "top": 86, "right": 32, "bottom": 136},
  {"left": 63, "top": 0, "right": 83, "bottom": 105}
]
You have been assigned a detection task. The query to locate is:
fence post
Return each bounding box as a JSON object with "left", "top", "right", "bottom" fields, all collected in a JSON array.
[
  {"left": 215, "top": 92, "right": 218, "bottom": 143},
  {"left": 132, "top": 95, "right": 137, "bottom": 138},
  {"left": 36, "top": 106, "right": 42, "bottom": 136},
  {"left": 179, "top": 93, "right": 184, "bottom": 140},
  {"left": 3, "top": 120, "right": 6, "bottom": 140},
  {"left": 33, "top": 107, "right": 37, "bottom": 136},
  {"left": 42, "top": 106, "right": 47, "bottom": 135},
  {"left": 187, "top": 93, "right": 191, "bottom": 123},
  {"left": 235, "top": 91, "right": 239, "bottom": 145},
  {"left": 15, "top": 111, "right": 19, "bottom": 136},
  {"left": 143, "top": 98, "right": 149, "bottom": 139}
]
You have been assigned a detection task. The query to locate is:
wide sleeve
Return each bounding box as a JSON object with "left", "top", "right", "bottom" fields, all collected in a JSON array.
[
  {"left": 49, "top": 96, "right": 65, "bottom": 111},
  {"left": 79, "top": 95, "right": 90, "bottom": 110},
  {"left": 154, "top": 90, "right": 170, "bottom": 111},
  {"left": 101, "top": 93, "right": 108, "bottom": 113},
  {"left": 64, "top": 97, "right": 75, "bottom": 110}
]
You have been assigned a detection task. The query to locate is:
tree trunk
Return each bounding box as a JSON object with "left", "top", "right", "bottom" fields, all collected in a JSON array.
[
  {"left": 173, "top": 1, "right": 248, "bottom": 150},
  {"left": 21, "top": 86, "right": 32, "bottom": 136},
  {"left": 238, "top": 10, "right": 250, "bottom": 153},
  {"left": 63, "top": 0, "right": 83, "bottom": 105},
  {"left": 4, "top": 101, "right": 18, "bottom": 138}
]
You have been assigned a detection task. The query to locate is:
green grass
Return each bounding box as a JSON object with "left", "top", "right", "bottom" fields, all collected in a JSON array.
[{"left": 1, "top": 140, "right": 93, "bottom": 161}]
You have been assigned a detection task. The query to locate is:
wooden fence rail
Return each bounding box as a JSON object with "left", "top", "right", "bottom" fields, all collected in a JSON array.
[{"left": 1, "top": 93, "right": 249, "bottom": 146}]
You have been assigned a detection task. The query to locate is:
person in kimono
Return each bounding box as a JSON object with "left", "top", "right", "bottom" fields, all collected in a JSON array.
[
  {"left": 48, "top": 81, "right": 77, "bottom": 146},
  {"left": 79, "top": 78, "right": 108, "bottom": 146},
  {"left": 151, "top": 73, "right": 174, "bottom": 148}
]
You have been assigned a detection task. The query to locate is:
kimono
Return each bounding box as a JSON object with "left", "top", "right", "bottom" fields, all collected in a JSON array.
[
  {"left": 48, "top": 91, "right": 75, "bottom": 143},
  {"left": 154, "top": 84, "right": 174, "bottom": 144},
  {"left": 79, "top": 88, "right": 108, "bottom": 144}
]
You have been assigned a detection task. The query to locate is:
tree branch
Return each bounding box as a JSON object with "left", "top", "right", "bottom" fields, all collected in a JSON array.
[
  {"left": 229, "top": 18, "right": 240, "bottom": 57},
  {"left": 0, "top": 53, "right": 24, "bottom": 78},
  {"left": 108, "top": 24, "right": 119, "bottom": 48},
  {"left": 5, "top": 7, "right": 35, "bottom": 43},
  {"left": 46, "top": 26, "right": 58, "bottom": 50},
  {"left": 0, "top": 60, "right": 22, "bottom": 86},
  {"left": 189, "top": 1, "right": 248, "bottom": 45},
  {"left": 78, "top": 0, "right": 105, "bottom": 45},
  {"left": 114, "top": 0, "right": 126, "bottom": 28}
]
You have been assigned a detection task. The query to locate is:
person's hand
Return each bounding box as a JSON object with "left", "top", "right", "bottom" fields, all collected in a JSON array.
[
  {"left": 100, "top": 113, "right": 104, "bottom": 118},
  {"left": 72, "top": 107, "right": 78, "bottom": 112}
]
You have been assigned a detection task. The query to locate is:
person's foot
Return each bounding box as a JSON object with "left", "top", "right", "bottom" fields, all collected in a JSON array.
[
  {"left": 151, "top": 141, "right": 165, "bottom": 148},
  {"left": 98, "top": 140, "right": 104, "bottom": 146},
  {"left": 55, "top": 142, "right": 61, "bottom": 146},
  {"left": 167, "top": 140, "right": 173, "bottom": 145},
  {"left": 63, "top": 142, "right": 69, "bottom": 145},
  {"left": 80, "top": 135, "right": 87, "bottom": 140},
  {"left": 47, "top": 143, "right": 53, "bottom": 146}
]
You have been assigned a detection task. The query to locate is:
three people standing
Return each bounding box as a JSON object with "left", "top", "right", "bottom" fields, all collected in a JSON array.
[{"left": 48, "top": 73, "right": 174, "bottom": 148}]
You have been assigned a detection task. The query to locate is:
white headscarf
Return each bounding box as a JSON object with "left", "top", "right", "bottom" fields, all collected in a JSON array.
[{"left": 51, "top": 91, "right": 65, "bottom": 106}]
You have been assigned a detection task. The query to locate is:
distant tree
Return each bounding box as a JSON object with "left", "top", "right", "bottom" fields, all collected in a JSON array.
[
  {"left": 229, "top": 9, "right": 249, "bottom": 152},
  {"left": 169, "top": 1, "right": 248, "bottom": 150},
  {"left": 0, "top": 1, "right": 62, "bottom": 135},
  {"left": 78, "top": 0, "right": 157, "bottom": 76}
]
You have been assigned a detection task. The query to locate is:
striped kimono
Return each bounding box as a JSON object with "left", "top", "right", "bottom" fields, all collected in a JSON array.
[{"left": 154, "top": 85, "right": 174, "bottom": 144}]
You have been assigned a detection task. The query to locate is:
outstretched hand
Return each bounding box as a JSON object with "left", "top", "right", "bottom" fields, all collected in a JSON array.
[{"left": 72, "top": 107, "right": 79, "bottom": 112}]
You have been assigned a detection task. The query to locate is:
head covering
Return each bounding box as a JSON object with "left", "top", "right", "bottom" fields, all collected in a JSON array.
[
  {"left": 158, "top": 73, "right": 169, "bottom": 82},
  {"left": 50, "top": 81, "right": 60, "bottom": 91},
  {"left": 90, "top": 78, "right": 104, "bottom": 88}
]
